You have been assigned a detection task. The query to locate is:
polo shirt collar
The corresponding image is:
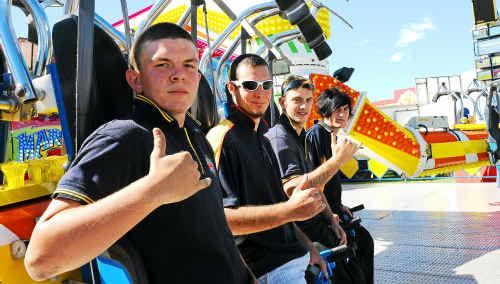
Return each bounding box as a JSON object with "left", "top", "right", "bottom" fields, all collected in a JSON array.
[
  {"left": 134, "top": 94, "right": 201, "bottom": 130},
  {"left": 279, "top": 113, "right": 306, "bottom": 141},
  {"left": 228, "top": 104, "right": 269, "bottom": 134},
  {"left": 317, "top": 120, "right": 334, "bottom": 133}
]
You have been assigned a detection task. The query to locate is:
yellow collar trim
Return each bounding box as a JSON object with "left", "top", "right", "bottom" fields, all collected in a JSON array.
[
  {"left": 186, "top": 111, "right": 202, "bottom": 126},
  {"left": 135, "top": 94, "right": 174, "bottom": 123}
]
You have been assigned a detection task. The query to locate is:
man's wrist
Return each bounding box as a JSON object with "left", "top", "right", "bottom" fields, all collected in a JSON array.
[
  {"left": 135, "top": 176, "right": 164, "bottom": 208},
  {"left": 278, "top": 200, "right": 295, "bottom": 222}
]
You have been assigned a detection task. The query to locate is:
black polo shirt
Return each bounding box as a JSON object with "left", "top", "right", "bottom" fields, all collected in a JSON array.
[
  {"left": 264, "top": 113, "right": 324, "bottom": 232},
  {"left": 305, "top": 122, "right": 343, "bottom": 213},
  {"left": 206, "top": 105, "right": 307, "bottom": 278},
  {"left": 265, "top": 113, "right": 313, "bottom": 181},
  {"left": 53, "top": 95, "right": 253, "bottom": 284}
]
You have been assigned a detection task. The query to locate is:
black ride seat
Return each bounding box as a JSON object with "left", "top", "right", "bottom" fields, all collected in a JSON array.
[
  {"left": 52, "top": 15, "right": 133, "bottom": 152},
  {"left": 191, "top": 72, "right": 219, "bottom": 134}
]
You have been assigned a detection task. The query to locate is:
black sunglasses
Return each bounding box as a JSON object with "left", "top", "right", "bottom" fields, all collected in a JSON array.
[
  {"left": 281, "top": 79, "right": 313, "bottom": 95},
  {"left": 232, "top": 80, "right": 273, "bottom": 91}
]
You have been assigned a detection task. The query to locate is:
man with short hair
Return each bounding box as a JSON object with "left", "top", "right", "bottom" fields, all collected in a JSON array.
[
  {"left": 265, "top": 75, "right": 356, "bottom": 248},
  {"left": 307, "top": 87, "right": 374, "bottom": 284},
  {"left": 25, "top": 23, "right": 254, "bottom": 284},
  {"left": 207, "top": 54, "right": 326, "bottom": 283}
]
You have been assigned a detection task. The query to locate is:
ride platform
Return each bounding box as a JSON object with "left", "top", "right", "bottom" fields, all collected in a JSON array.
[{"left": 343, "top": 182, "right": 500, "bottom": 283}]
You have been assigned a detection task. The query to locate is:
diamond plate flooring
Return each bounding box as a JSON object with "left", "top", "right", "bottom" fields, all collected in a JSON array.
[{"left": 342, "top": 183, "right": 500, "bottom": 284}]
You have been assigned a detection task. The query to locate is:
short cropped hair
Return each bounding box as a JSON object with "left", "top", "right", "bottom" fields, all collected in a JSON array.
[
  {"left": 280, "top": 75, "right": 312, "bottom": 96},
  {"left": 317, "top": 87, "right": 352, "bottom": 118},
  {"left": 228, "top": 53, "right": 268, "bottom": 81},
  {"left": 131, "top": 22, "right": 195, "bottom": 70}
]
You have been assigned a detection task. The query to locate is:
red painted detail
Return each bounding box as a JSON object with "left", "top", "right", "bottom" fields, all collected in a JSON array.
[{"left": 0, "top": 198, "right": 50, "bottom": 239}]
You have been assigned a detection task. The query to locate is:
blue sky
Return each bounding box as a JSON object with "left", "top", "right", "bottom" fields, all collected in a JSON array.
[
  {"left": 10, "top": 0, "right": 478, "bottom": 101},
  {"left": 326, "top": 0, "right": 476, "bottom": 101}
]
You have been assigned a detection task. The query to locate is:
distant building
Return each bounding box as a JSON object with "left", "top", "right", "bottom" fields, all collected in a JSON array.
[
  {"left": 372, "top": 72, "right": 480, "bottom": 127},
  {"left": 17, "top": 37, "right": 38, "bottom": 71}
]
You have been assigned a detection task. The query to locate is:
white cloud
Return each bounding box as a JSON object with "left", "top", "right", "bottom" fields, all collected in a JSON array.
[
  {"left": 396, "top": 18, "right": 435, "bottom": 47},
  {"left": 410, "top": 17, "right": 435, "bottom": 31},
  {"left": 396, "top": 29, "right": 424, "bottom": 47},
  {"left": 359, "top": 39, "right": 370, "bottom": 47},
  {"left": 390, "top": 52, "right": 404, "bottom": 62}
]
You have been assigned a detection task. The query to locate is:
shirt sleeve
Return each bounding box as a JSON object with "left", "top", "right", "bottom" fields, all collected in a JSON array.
[
  {"left": 217, "top": 139, "right": 243, "bottom": 208},
  {"left": 53, "top": 132, "right": 144, "bottom": 204},
  {"left": 306, "top": 129, "right": 323, "bottom": 168},
  {"left": 268, "top": 136, "right": 305, "bottom": 182}
]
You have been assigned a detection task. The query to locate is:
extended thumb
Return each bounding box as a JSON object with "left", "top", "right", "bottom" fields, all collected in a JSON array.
[{"left": 151, "top": 128, "right": 167, "bottom": 158}]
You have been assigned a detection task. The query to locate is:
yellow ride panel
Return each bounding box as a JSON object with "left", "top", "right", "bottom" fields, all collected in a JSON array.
[
  {"left": 419, "top": 160, "right": 491, "bottom": 177},
  {"left": 0, "top": 245, "right": 81, "bottom": 284},
  {"left": 431, "top": 140, "right": 488, "bottom": 159},
  {"left": 368, "top": 159, "right": 389, "bottom": 178},
  {"left": 151, "top": 4, "right": 331, "bottom": 40},
  {"left": 340, "top": 158, "right": 359, "bottom": 179}
]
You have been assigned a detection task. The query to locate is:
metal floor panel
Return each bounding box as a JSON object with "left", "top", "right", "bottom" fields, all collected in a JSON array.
[
  {"left": 342, "top": 183, "right": 500, "bottom": 283},
  {"left": 374, "top": 269, "right": 477, "bottom": 284}
]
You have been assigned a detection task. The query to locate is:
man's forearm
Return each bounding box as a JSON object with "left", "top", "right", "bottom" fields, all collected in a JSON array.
[
  {"left": 293, "top": 223, "right": 314, "bottom": 249},
  {"left": 25, "top": 177, "right": 158, "bottom": 281},
  {"left": 307, "top": 158, "right": 342, "bottom": 189},
  {"left": 224, "top": 202, "right": 292, "bottom": 235}
]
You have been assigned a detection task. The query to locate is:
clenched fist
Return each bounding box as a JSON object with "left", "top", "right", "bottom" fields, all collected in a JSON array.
[{"left": 285, "top": 186, "right": 325, "bottom": 221}]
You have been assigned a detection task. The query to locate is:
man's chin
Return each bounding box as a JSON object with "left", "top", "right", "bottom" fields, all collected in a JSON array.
[
  {"left": 248, "top": 111, "right": 265, "bottom": 119},
  {"left": 333, "top": 124, "right": 347, "bottom": 129},
  {"left": 159, "top": 104, "right": 190, "bottom": 115},
  {"left": 293, "top": 116, "right": 308, "bottom": 124}
]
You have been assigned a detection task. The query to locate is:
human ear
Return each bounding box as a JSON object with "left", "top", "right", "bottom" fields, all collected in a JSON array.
[
  {"left": 279, "top": 96, "right": 286, "bottom": 110},
  {"left": 227, "top": 81, "right": 237, "bottom": 94},
  {"left": 125, "top": 69, "right": 143, "bottom": 93}
]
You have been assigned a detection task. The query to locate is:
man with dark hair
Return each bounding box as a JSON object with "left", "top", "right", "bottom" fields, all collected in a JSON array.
[
  {"left": 25, "top": 23, "right": 254, "bottom": 284},
  {"left": 265, "top": 75, "right": 357, "bottom": 248},
  {"left": 307, "top": 87, "right": 374, "bottom": 284},
  {"left": 207, "top": 54, "right": 326, "bottom": 283}
]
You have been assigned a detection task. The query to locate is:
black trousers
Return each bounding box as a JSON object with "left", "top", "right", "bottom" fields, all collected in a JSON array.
[
  {"left": 302, "top": 220, "right": 374, "bottom": 284},
  {"left": 353, "top": 225, "right": 374, "bottom": 284}
]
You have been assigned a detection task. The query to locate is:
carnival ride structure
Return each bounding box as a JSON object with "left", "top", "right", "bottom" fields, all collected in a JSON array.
[
  {"left": 0, "top": 0, "right": 340, "bottom": 282},
  {"left": 1, "top": 0, "right": 500, "bottom": 283}
]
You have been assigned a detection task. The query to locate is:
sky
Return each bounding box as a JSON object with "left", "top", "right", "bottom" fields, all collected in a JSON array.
[
  {"left": 325, "top": 0, "right": 477, "bottom": 101},
  {"left": 9, "top": 0, "right": 478, "bottom": 101}
]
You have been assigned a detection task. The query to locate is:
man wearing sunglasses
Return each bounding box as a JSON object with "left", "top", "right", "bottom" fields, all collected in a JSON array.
[
  {"left": 207, "top": 54, "right": 326, "bottom": 283},
  {"left": 306, "top": 88, "right": 374, "bottom": 284}
]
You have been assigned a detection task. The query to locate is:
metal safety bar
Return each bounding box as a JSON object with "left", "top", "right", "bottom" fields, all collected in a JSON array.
[
  {"left": 0, "top": 0, "right": 38, "bottom": 103},
  {"left": 199, "top": 2, "right": 279, "bottom": 75},
  {"left": 214, "top": 8, "right": 281, "bottom": 100}
]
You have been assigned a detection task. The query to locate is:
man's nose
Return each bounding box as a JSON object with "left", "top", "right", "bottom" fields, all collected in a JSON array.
[
  {"left": 170, "top": 67, "right": 186, "bottom": 81},
  {"left": 253, "top": 86, "right": 269, "bottom": 96}
]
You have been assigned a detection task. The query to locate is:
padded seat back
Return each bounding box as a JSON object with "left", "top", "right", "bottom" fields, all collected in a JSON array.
[{"left": 52, "top": 15, "right": 133, "bottom": 152}]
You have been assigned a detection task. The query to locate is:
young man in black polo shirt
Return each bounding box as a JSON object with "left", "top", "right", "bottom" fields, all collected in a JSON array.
[
  {"left": 207, "top": 54, "right": 327, "bottom": 283},
  {"left": 25, "top": 23, "right": 254, "bottom": 284},
  {"left": 265, "top": 75, "right": 357, "bottom": 248},
  {"left": 307, "top": 87, "right": 374, "bottom": 284}
]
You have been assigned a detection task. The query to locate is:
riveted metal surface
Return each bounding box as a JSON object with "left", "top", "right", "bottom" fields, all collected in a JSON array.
[
  {"left": 358, "top": 210, "right": 500, "bottom": 283},
  {"left": 375, "top": 270, "right": 477, "bottom": 284}
]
